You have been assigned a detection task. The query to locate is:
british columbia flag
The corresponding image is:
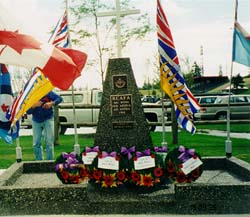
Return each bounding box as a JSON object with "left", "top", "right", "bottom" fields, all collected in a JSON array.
[{"left": 157, "top": 0, "right": 200, "bottom": 134}]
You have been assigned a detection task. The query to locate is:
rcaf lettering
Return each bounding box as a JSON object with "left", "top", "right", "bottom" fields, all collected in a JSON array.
[{"left": 111, "top": 95, "right": 131, "bottom": 101}]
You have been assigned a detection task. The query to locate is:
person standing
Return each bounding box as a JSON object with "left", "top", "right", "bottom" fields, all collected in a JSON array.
[{"left": 27, "top": 91, "right": 62, "bottom": 160}]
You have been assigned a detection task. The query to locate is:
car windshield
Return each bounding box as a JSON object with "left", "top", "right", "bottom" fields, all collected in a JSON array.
[
  {"left": 61, "top": 94, "right": 83, "bottom": 104},
  {"left": 200, "top": 97, "right": 217, "bottom": 104}
]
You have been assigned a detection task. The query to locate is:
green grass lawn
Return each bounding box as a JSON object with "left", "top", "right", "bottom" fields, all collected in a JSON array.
[
  {"left": 0, "top": 123, "right": 249, "bottom": 169},
  {"left": 196, "top": 122, "right": 250, "bottom": 133}
]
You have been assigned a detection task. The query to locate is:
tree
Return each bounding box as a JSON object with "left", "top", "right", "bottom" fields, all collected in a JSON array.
[
  {"left": 183, "top": 72, "right": 194, "bottom": 89},
  {"left": 218, "top": 64, "right": 223, "bottom": 76},
  {"left": 180, "top": 56, "right": 194, "bottom": 90},
  {"left": 191, "top": 61, "right": 202, "bottom": 77},
  {"left": 231, "top": 73, "right": 245, "bottom": 90},
  {"left": 69, "top": 0, "right": 153, "bottom": 87}
]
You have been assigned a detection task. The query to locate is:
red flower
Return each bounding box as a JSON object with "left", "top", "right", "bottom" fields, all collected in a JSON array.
[
  {"left": 61, "top": 170, "right": 69, "bottom": 180},
  {"left": 69, "top": 175, "right": 80, "bottom": 184},
  {"left": 141, "top": 174, "right": 153, "bottom": 187},
  {"left": 92, "top": 169, "right": 102, "bottom": 180},
  {"left": 102, "top": 174, "right": 116, "bottom": 188},
  {"left": 80, "top": 168, "right": 88, "bottom": 178},
  {"left": 98, "top": 154, "right": 102, "bottom": 159},
  {"left": 131, "top": 171, "right": 140, "bottom": 182},
  {"left": 191, "top": 168, "right": 200, "bottom": 179},
  {"left": 176, "top": 171, "right": 187, "bottom": 183},
  {"left": 178, "top": 164, "right": 183, "bottom": 169},
  {"left": 153, "top": 167, "right": 163, "bottom": 177},
  {"left": 116, "top": 171, "right": 126, "bottom": 181},
  {"left": 166, "top": 161, "right": 175, "bottom": 173}
]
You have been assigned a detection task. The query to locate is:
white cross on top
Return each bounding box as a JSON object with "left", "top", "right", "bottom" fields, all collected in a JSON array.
[{"left": 97, "top": 0, "right": 140, "bottom": 57}]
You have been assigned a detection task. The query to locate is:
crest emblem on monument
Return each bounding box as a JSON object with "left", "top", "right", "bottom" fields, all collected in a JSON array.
[{"left": 113, "top": 75, "right": 127, "bottom": 89}]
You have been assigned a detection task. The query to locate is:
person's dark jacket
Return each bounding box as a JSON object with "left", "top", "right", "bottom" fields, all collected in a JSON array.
[{"left": 27, "top": 91, "right": 62, "bottom": 123}]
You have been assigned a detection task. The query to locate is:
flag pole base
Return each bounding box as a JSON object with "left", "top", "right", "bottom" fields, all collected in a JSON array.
[
  {"left": 74, "top": 144, "right": 80, "bottom": 156},
  {"left": 16, "top": 146, "right": 22, "bottom": 163},
  {"left": 161, "top": 141, "right": 167, "bottom": 147},
  {"left": 225, "top": 139, "right": 232, "bottom": 158}
]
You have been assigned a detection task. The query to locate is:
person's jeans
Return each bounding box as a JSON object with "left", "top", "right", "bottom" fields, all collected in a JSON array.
[{"left": 32, "top": 118, "right": 54, "bottom": 160}]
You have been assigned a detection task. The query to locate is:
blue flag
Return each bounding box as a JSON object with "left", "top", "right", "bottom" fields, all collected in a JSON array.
[
  {"left": 0, "top": 64, "right": 19, "bottom": 144},
  {"left": 232, "top": 21, "right": 250, "bottom": 67}
]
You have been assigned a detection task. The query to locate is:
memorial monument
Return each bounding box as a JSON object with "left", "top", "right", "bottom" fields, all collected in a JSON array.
[
  {"left": 0, "top": 58, "right": 250, "bottom": 215},
  {"left": 94, "top": 58, "right": 153, "bottom": 152}
]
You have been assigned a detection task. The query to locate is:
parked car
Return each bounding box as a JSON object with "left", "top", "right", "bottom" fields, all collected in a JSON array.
[
  {"left": 195, "top": 95, "right": 218, "bottom": 105},
  {"left": 141, "top": 95, "right": 161, "bottom": 103},
  {"left": 195, "top": 94, "right": 250, "bottom": 120}
]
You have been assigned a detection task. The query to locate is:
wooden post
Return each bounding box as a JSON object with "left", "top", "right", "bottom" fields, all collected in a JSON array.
[
  {"left": 171, "top": 102, "right": 178, "bottom": 144},
  {"left": 54, "top": 104, "right": 60, "bottom": 145}
]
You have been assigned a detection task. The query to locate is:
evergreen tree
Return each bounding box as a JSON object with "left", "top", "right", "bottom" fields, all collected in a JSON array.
[
  {"left": 231, "top": 73, "right": 245, "bottom": 90},
  {"left": 191, "top": 61, "right": 202, "bottom": 77}
]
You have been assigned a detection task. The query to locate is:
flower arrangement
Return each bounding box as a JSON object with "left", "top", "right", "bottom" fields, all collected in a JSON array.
[
  {"left": 165, "top": 146, "right": 203, "bottom": 183},
  {"left": 87, "top": 150, "right": 126, "bottom": 188},
  {"left": 55, "top": 145, "right": 203, "bottom": 188},
  {"left": 85, "top": 146, "right": 167, "bottom": 188},
  {"left": 55, "top": 152, "right": 89, "bottom": 184},
  {"left": 127, "top": 148, "right": 167, "bottom": 188}
]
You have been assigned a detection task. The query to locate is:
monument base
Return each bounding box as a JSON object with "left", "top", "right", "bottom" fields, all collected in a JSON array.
[{"left": 0, "top": 157, "right": 250, "bottom": 215}]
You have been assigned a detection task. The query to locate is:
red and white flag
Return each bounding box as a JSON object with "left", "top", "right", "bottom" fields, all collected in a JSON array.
[{"left": 0, "top": 3, "right": 87, "bottom": 90}]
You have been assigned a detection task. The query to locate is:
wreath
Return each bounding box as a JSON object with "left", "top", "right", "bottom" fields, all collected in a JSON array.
[
  {"left": 84, "top": 146, "right": 168, "bottom": 188},
  {"left": 55, "top": 145, "right": 203, "bottom": 187},
  {"left": 55, "top": 152, "right": 88, "bottom": 184},
  {"left": 126, "top": 148, "right": 167, "bottom": 188},
  {"left": 165, "top": 146, "right": 203, "bottom": 183}
]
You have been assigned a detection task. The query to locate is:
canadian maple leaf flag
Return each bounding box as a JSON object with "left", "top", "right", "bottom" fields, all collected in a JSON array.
[{"left": 0, "top": 3, "right": 87, "bottom": 90}]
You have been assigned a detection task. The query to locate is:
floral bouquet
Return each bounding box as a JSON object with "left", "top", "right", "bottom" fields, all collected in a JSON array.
[
  {"left": 55, "top": 152, "right": 88, "bottom": 184},
  {"left": 165, "top": 145, "right": 203, "bottom": 183},
  {"left": 55, "top": 144, "right": 204, "bottom": 188},
  {"left": 87, "top": 150, "right": 127, "bottom": 188},
  {"left": 127, "top": 148, "right": 166, "bottom": 188}
]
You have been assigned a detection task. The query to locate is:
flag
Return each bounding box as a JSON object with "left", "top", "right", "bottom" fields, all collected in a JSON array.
[
  {"left": 157, "top": 0, "right": 200, "bottom": 134},
  {"left": 232, "top": 21, "right": 250, "bottom": 67},
  {"left": 7, "top": 68, "right": 54, "bottom": 126},
  {"left": 0, "top": 64, "right": 19, "bottom": 144},
  {"left": 0, "top": 3, "right": 87, "bottom": 90},
  {"left": 0, "top": 30, "right": 87, "bottom": 90},
  {"left": 49, "top": 10, "right": 69, "bottom": 48}
]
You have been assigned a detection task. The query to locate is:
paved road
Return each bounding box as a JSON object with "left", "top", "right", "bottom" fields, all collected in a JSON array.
[
  {"left": 1, "top": 215, "right": 250, "bottom": 217},
  {"left": 19, "top": 126, "right": 250, "bottom": 139},
  {"left": 2, "top": 215, "right": 250, "bottom": 217}
]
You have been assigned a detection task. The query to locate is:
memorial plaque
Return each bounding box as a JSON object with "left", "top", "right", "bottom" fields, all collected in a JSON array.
[
  {"left": 112, "top": 121, "right": 134, "bottom": 129},
  {"left": 113, "top": 74, "right": 127, "bottom": 90},
  {"left": 110, "top": 94, "right": 132, "bottom": 116}
]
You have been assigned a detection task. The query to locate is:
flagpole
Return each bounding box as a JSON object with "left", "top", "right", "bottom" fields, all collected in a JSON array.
[
  {"left": 16, "top": 137, "right": 22, "bottom": 162},
  {"left": 225, "top": 63, "right": 233, "bottom": 158},
  {"left": 161, "top": 89, "right": 167, "bottom": 147},
  {"left": 65, "top": 0, "right": 80, "bottom": 155},
  {"left": 226, "top": 0, "right": 238, "bottom": 158}
]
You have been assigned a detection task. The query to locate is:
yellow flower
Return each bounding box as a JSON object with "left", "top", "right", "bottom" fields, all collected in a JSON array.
[{"left": 101, "top": 173, "right": 117, "bottom": 188}]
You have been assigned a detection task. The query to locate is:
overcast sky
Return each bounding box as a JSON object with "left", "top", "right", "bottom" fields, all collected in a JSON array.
[{"left": 1, "top": 0, "right": 250, "bottom": 89}]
